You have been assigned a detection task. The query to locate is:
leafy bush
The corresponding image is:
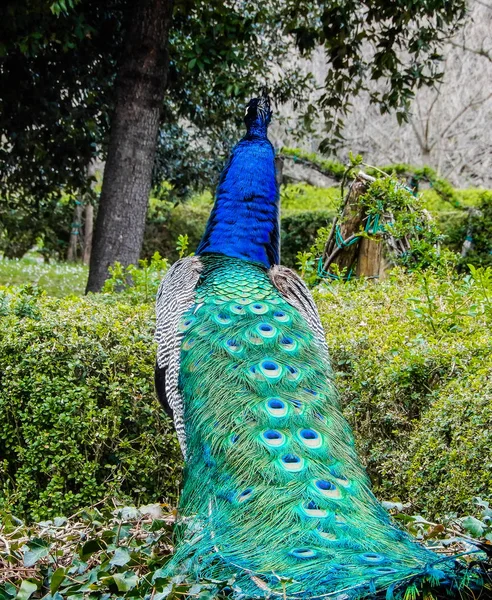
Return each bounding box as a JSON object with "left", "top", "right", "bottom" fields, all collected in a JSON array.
[
  {"left": 0, "top": 287, "right": 180, "bottom": 522},
  {"left": 281, "top": 209, "right": 335, "bottom": 268},
  {"left": 102, "top": 252, "right": 170, "bottom": 303},
  {"left": 455, "top": 191, "right": 492, "bottom": 270},
  {"left": 142, "top": 193, "right": 212, "bottom": 263},
  {"left": 407, "top": 375, "right": 492, "bottom": 514},
  {"left": 281, "top": 182, "right": 340, "bottom": 212},
  {"left": 1, "top": 500, "right": 490, "bottom": 600},
  {"left": 314, "top": 266, "right": 492, "bottom": 517}
]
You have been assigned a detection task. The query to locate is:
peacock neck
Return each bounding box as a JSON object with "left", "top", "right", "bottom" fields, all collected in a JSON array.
[{"left": 196, "top": 127, "right": 279, "bottom": 269}]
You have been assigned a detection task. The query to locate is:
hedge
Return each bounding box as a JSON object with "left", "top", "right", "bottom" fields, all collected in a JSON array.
[
  {"left": 0, "top": 287, "right": 180, "bottom": 522},
  {"left": 315, "top": 267, "right": 492, "bottom": 517},
  {"left": 1, "top": 263, "right": 491, "bottom": 521},
  {"left": 140, "top": 185, "right": 490, "bottom": 271}
]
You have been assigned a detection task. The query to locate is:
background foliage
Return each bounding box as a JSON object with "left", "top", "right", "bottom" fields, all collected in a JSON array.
[
  {"left": 1, "top": 261, "right": 491, "bottom": 521},
  {"left": 0, "top": 284, "right": 180, "bottom": 522}
]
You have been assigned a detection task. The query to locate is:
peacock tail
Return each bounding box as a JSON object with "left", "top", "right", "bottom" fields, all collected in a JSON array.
[
  {"left": 161, "top": 255, "right": 480, "bottom": 598},
  {"left": 155, "top": 95, "right": 488, "bottom": 599}
]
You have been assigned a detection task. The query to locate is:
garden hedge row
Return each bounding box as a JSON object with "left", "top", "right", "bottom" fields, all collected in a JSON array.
[
  {"left": 141, "top": 185, "right": 491, "bottom": 270},
  {"left": 1, "top": 266, "right": 491, "bottom": 521},
  {"left": 0, "top": 287, "right": 181, "bottom": 521}
]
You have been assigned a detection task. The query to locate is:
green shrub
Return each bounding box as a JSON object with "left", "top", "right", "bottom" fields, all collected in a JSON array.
[
  {"left": 456, "top": 191, "right": 492, "bottom": 269},
  {"left": 281, "top": 210, "right": 335, "bottom": 268},
  {"left": 281, "top": 182, "right": 340, "bottom": 212},
  {"left": 406, "top": 374, "right": 492, "bottom": 514},
  {"left": 142, "top": 192, "right": 212, "bottom": 263},
  {"left": 0, "top": 287, "right": 180, "bottom": 521},
  {"left": 314, "top": 267, "right": 492, "bottom": 517}
]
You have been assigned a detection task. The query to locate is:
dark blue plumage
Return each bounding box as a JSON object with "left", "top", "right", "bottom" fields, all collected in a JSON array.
[{"left": 196, "top": 96, "right": 280, "bottom": 268}]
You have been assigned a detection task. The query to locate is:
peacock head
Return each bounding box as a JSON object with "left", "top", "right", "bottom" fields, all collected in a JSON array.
[{"left": 244, "top": 95, "right": 273, "bottom": 134}]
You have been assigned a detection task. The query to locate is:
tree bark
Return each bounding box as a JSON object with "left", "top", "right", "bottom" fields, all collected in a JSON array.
[
  {"left": 356, "top": 236, "right": 382, "bottom": 278},
  {"left": 67, "top": 202, "right": 83, "bottom": 262},
  {"left": 86, "top": 0, "right": 174, "bottom": 292},
  {"left": 322, "top": 178, "right": 367, "bottom": 274},
  {"left": 83, "top": 203, "right": 94, "bottom": 265}
]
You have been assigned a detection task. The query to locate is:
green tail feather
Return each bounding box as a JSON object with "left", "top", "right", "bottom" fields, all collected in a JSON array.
[{"left": 167, "top": 255, "right": 483, "bottom": 599}]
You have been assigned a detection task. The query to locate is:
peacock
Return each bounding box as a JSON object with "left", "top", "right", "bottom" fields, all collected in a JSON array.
[{"left": 154, "top": 95, "right": 489, "bottom": 599}]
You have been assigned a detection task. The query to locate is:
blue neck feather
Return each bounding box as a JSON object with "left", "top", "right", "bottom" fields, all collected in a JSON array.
[{"left": 196, "top": 118, "right": 279, "bottom": 268}]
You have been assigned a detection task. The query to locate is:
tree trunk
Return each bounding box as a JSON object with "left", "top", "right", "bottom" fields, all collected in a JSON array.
[
  {"left": 356, "top": 236, "right": 382, "bottom": 278},
  {"left": 86, "top": 0, "right": 174, "bottom": 292},
  {"left": 322, "top": 178, "right": 367, "bottom": 275},
  {"left": 67, "top": 202, "right": 83, "bottom": 262},
  {"left": 83, "top": 203, "right": 94, "bottom": 265}
]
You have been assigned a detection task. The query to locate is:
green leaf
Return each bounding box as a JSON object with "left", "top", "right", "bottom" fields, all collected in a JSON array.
[
  {"left": 15, "top": 581, "right": 37, "bottom": 600},
  {"left": 112, "top": 572, "right": 138, "bottom": 592},
  {"left": 461, "top": 516, "right": 486, "bottom": 538},
  {"left": 23, "top": 538, "right": 50, "bottom": 567},
  {"left": 50, "top": 567, "right": 66, "bottom": 594},
  {"left": 80, "top": 538, "right": 106, "bottom": 559},
  {"left": 109, "top": 547, "right": 131, "bottom": 567}
]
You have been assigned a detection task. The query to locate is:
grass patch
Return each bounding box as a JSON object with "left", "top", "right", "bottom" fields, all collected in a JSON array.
[{"left": 0, "top": 254, "right": 87, "bottom": 297}]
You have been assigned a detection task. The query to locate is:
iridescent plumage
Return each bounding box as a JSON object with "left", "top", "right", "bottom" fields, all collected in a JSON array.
[{"left": 155, "top": 96, "right": 486, "bottom": 599}]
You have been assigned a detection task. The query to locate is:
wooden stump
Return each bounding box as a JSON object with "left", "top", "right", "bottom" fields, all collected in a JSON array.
[
  {"left": 356, "top": 236, "right": 382, "bottom": 278},
  {"left": 321, "top": 177, "right": 368, "bottom": 275}
]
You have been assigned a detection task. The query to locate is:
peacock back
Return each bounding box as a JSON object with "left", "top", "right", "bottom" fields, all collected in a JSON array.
[{"left": 162, "top": 255, "right": 470, "bottom": 598}]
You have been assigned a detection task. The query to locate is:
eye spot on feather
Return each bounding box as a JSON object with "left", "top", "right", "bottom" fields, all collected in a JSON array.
[
  {"left": 229, "top": 303, "right": 245, "bottom": 315},
  {"left": 224, "top": 338, "right": 242, "bottom": 354},
  {"left": 316, "top": 479, "right": 335, "bottom": 491},
  {"left": 273, "top": 310, "right": 290, "bottom": 323},
  {"left": 182, "top": 337, "right": 196, "bottom": 351},
  {"left": 237, "top": 487, "right": 253, "bottom": 503},
  {"left": 179, "top": 316, "right": 196, "bottom": 332},
  {"left": 329, "top": 467, "right": 351, "bottom": 488},
  {"left": 298, "top": 428, "right": 322, "bottom": 449},
  {"left": 261, "top": 429, "right": 285, "bottom": 447},
  {"left": 301, "top": 500, "right": 328, "bottom": 518},
  {"left": 285, "top": 365, "right": 301, "bottom": 381},
  {"left": 256, "top": 323, "right": 277, "bottom": 339},
  {"left": 265, "top": 397, "right": 288, "bottom": 417},
  {"left": 279, "top": 453, "right": 305, "bottom": 472},
  {"left": 260, "top": 360, "right": 282, "bottom": 380},
  {"left": 314, "top": 479, "right": 342, "bottom": 499},
  {"left": 372, "top": 567, "right": 397, "bottom": 575},
  {"left": 249, "top": 302, "right": 269, "bottom": 315},
  {"left": 290, "top": 548, "right": 317, "bottom": 559},
  {"left": 214, "top": 312, "right": 232, "bottom": 325},
  {"left": 280, "top": 336, "right": 298, "bottom": 352},
  {"left": 360, "top": 553, "right": 385, "bottom": 564}
]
